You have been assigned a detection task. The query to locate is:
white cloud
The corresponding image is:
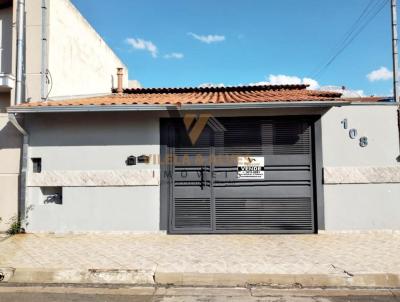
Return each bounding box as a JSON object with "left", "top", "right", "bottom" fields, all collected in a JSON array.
[
  {"left": 198, "top": 83, "right": 225, "bottom": 88},
  {"left": 125, "top": 38, "right": 158, "bottom": 58},
  {"left": 249, "top": 74, "right": 320, "bottom": 90},
  {"left": 302, "top": 77, "right": 320, "bottom": 90},
  {"left": 320, "top": 86, "right": 365, "bottom": 98},
  {"left": 353, "top": 90, "right": 365, "bottom": 97},
  {"left": 367, "top": 66, "right": 392, "bottom": 82},
  {"left": 164, "top": 52, "right": 184, "bottom": 59},
  {"left": 188, "top": 32, "right": 226, "bottom": 44}
]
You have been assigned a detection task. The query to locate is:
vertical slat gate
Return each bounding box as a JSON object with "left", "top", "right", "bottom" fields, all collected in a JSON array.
[{"left": 166, "top": 117, "right": 315, "bottom": 234}]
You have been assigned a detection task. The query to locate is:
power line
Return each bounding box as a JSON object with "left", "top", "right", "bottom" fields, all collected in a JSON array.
[
  {"left": 335, "top": 0, "right": 375, "bottom": 53},
  {"left": 314, "top": 0, "right": 388, "bottom": 77},
  {"left": 310, "top": 0, "right": 375, "bottom": 77},
  {"left": 311, "top": 0, "right": 389, "bottom": 79}
]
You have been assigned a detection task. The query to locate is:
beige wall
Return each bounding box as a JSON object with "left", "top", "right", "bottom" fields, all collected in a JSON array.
[
  {"left": 0, "top": 113, "right": 21, "bottom": 231},
  {"left": 46, "top": 0, "right": 128, "bottom": 100},
  {"left": 10, "top": 0, "right": 129, "bottom": 103},
  {"left": 1, "top": 0, "right": 129, "bottom": 230},
  {"left": 0, "top": 92, "right": 9, "bottom": 111},
  {"left": 24, "top": 0, "right": 43, "bottom": 103}
]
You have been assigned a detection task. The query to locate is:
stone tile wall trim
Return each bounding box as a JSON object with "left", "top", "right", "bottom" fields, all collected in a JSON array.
[
  {"left": 324, "top": 166, "right": 400, "bottom": 184},
  {"left": 27, "top": 170, "right": 160, "bottom": 187}
]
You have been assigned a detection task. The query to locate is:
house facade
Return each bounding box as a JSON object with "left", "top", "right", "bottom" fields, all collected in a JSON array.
[
  {"left": 8, "top": 82, "right": 400, "bottom": 233},
  {"left": 0, "top": 0, "right": 128, "bottom": 231}
]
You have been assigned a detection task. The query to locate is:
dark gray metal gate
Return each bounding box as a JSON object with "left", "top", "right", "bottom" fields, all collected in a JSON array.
[{"left": 161, "top": 117, "right": 315, "bottom": 234}]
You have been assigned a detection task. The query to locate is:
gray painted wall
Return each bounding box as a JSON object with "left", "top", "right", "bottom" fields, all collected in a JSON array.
[
  {"left": 23, "top": 105, "right": 400, "bottom": 232},
  {"left": 321, "top": 105, "right": 399, "bottom": 166},
  {"left": 27, "top": 112, "right": 160, "bottom": 171},
  {"left": 324, "top": 184, "right": 400, "bottom": 230},
  {"left": 25, "top": 112, "right": 161, "bottom": 232},
  {"left": 321, "top": 105, "right": 400, "bottom": 230},
  {"left": 27, "top": 186, "right": 159, "bottom": 232}
]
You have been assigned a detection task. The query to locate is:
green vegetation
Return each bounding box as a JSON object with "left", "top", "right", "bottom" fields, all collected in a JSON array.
[{"left": 6, "top": 216, "right": 24, "bottom": 235}]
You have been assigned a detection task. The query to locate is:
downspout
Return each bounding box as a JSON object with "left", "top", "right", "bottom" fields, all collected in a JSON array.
[
  {"left": 15, "top": 0, "right": 25, "bottom": 105},
  {"left": 8, "top": 113, "right": 28, "bottom": 226},
  {"left": 40, "top": 0, "right": 48, "bottom": 101},
  {"left": 391, "top": 0, "right": 400, "bottom": 160}
]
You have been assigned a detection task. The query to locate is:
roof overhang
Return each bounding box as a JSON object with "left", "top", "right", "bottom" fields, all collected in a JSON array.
[
  {"left": 7, "top": 100, "right": 360, "bottom": 113},
  {"left": 0, "top": 0, "right": 12, "bottom": 9}
]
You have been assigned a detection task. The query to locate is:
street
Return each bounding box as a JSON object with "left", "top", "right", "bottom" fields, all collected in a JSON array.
[{"left": 0, "top": 285, "right": 399, "bottom": 302}]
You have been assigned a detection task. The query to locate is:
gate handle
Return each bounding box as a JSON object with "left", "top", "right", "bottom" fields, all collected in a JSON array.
[{"left": 200, "top": 166, "right": 205, "bottom": 190}]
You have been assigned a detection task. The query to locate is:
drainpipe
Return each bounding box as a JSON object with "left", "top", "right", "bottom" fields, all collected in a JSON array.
[
  {"left": 40, "top": 0, "right": 48, "bottom": 101},
  {"left": 15, "top": 0, "right": 25, "bottom": 105},
  {"left": 8, "top": 113, "right": 28, "bottom": 225},
  {"left": 117, "top": 68, "right": 124, "bottom": 94},
  {"left": 391, "top": 0, "right": 400, "bottom": 159}
]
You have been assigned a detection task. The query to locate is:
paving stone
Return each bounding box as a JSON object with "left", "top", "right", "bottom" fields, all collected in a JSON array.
[{"left": 0, "top": 232, "right": 399, "bottom": 280}]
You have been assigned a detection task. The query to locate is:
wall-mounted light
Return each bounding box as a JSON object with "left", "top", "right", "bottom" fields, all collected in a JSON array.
[
  {"left": 138, "top": 155, "right": 150, "bottom": 164},
  {"left": 126, "top": 156, "right": 136, "bottom": 166}
]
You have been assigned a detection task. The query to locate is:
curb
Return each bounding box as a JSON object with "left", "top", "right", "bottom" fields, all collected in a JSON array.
[
  {"left": 155, "top": 272, "right": 400, "bottom": 288},
  {"left": 1, "top": 268, "right": 400, "bottom": 288},
  {"left": 0, "top": 268, "right": 154, "bottom": 285}
]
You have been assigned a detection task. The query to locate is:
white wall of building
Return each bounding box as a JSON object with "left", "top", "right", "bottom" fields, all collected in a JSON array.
[
  {"left": 321, "top": 105, "right": 400, "bottom": 230},
  {"left": 47, "top": 0, "right": 128, "bottom": 100}
]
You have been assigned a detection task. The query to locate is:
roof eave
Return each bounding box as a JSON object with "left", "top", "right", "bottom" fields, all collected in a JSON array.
[{"left": 7, "top": 100, "right": 353, "bottom": 113}]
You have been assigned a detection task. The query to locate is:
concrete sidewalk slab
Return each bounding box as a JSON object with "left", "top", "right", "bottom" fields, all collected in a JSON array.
[
  {"left": 5, "top": 268, "right": 155, "bottom": 285},
  {"left": 0, "top": 232, "right": 400, "bottom": 287}
]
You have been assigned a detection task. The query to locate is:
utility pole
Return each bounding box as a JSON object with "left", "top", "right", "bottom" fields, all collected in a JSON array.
[{"left": 391, "top": 0, "right": 399, "bottom": 103}]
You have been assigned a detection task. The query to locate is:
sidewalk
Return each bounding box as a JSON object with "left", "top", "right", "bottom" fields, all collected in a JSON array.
[{"left": 0, "top": 232, "right": 399, "bottom": 287}]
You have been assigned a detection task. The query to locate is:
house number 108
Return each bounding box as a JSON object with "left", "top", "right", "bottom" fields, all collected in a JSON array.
[{"left": 341, "top": 119, "right": 368, "bottom": 147}]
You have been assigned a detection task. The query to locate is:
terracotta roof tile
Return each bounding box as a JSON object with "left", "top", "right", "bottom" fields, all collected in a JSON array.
[{"left": 16, "top": 84, "right": 348, "bottom": 108}]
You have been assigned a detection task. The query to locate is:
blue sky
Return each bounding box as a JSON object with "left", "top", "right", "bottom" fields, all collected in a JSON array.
[{"left": 72, "top": 0, "right": 395, "bottom": 96}]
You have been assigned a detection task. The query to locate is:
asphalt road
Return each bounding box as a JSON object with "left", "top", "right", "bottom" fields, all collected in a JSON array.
[{"left": 0, "top": 285, "right": 399, "bottom": 302}]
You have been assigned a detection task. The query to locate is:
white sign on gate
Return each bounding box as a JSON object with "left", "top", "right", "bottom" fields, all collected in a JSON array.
[{"left": 237, "top": 156, "right": 265, "bottom": 179}]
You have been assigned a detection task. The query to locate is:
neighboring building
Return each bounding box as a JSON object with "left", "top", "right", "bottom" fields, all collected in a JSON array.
[
  {"left": 0, "top": 0, "right": 128, "bottom": 231},
  {"left": 8, "top": 83, "right": 400, "bottom": 233}
]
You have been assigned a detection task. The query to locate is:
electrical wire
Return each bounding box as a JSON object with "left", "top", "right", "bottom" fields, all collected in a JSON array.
[
  {"left": 311, "top": 0, "right": 389, "bottom": 79},
  {"left": 332, "top": 0, "right": 375, "bottom": 54},
  {"left": 45, "top": 69, "right": 53, "bottom": 101}
]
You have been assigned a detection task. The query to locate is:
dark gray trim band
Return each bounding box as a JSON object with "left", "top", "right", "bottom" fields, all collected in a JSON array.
[{"left": 313, "top": 117, "right": 325, "bottom": 230}]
